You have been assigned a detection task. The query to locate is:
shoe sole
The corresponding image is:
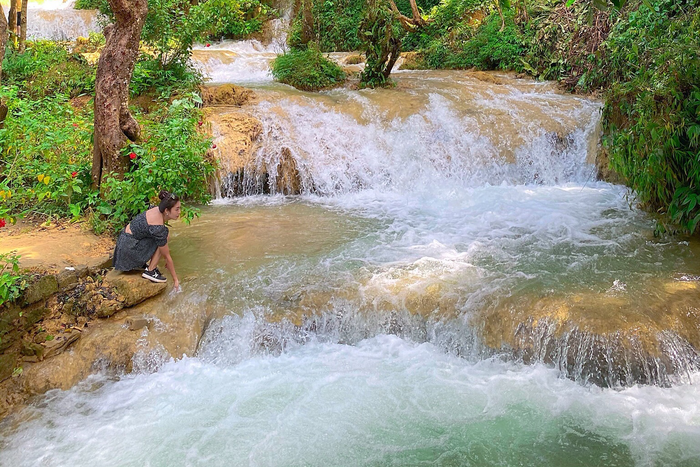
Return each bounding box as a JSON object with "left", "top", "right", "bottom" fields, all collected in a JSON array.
[{"left": 142, "top": 272, "right": 167, "bottom": 283}]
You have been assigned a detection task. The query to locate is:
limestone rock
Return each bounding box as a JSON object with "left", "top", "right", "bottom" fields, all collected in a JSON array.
[
  {"left": 41, "top": 331, "right": 81, "bottom": 359},
  {"left": 200, "top": 84, "right": 256, "bottom": 106},
  {"left": 276, "top": 147, "right": 302, "bottom": 195},
  {"left": 344, "top": 54, "right": 363, "bottom": 65},
  {"left": 398, "top": 52, "right": 422, "bottom": 70},
  {"left": 94, "top": 298, "right": 125, "bottom": 318},
  {"left": 56, "top": 269, "right": 79, "bottom": 290},
  {"left": 127, "top": 316, "right": 149, "bottom": 331},
  {"left": 103, "top": 270, "right": 166, "bottom": 308},
  {"left": 21, "top": 274, "right": 58, "bottom": 306},
  {"left": 0, "top": 354, "right": 17, "bottom": 382},
  {"left": 208, "top": 111, "right": 265, "bottom": 196}
]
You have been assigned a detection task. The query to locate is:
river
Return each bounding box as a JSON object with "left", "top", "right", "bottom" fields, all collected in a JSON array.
[{"left": 1, "top": 5, "right": 700, "bottom": 466}]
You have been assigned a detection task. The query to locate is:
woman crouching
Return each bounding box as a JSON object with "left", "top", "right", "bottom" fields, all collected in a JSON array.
[{"left": 113, "top": 190, "right": 180, "bottom": 290}]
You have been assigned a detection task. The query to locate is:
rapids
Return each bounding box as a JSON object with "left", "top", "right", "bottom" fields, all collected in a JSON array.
[{"left": 3, "top": 7, "right": 700, "bottom": 467}]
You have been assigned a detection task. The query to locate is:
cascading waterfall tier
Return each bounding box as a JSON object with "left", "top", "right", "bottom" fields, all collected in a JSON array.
[
  {"left": 14, "top": 0, "right": 102, "bottom": 40},
  {"left": 203, "top": 72, "right": 700, "bottom": 388}
]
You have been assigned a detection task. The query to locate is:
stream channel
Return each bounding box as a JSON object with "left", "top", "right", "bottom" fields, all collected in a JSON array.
[{"left": 1, "top": 3, "right": 700, "bottom": 466}]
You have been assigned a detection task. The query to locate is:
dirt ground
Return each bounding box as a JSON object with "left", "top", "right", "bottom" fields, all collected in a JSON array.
[{"left": 0, "top": 219, "right": 114, "bottom": 273}]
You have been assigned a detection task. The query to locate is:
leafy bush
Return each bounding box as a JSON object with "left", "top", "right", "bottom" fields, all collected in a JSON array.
[
  {"left": 421, "top": 11, "right": 527, "bottom": 70},
  {"left": 97, "top": 95, "right": 215, "bottom": 232},
  {"left": 73, "top": 0, "right": 107, "bottom": 9},
  {"left": 0, "top": 88, "right": 214, "bottom": 234},
  {"left": 2, "top": 41, "right": 95, "bottom": 98},
  {"left": 131, "top": 55, "right": 203, "bottom": 98},
  {"left": 598, "top": 0, "right": 700, "bottom": 233},
  {"left": 271, "top": 46, "right": 346, "bottom": 91},
  {"left": 0, "top": 252, "right": 26, "bottom": 308}
]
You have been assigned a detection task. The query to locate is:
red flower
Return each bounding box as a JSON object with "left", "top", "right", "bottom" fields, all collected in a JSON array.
[
  {"left": 206, "top": 43, "right": 211, "bottom": 47},
  {"left": 212, "top": 144, "right": 217, "bottom": 149},
  {"left": 129, "top": 152, "right": 137, "bottom": 160},
  {"left": 198, "top": 121, "right": 203, "bottom": 126},
  {"left": 72, "top": 123, "right": 79, "bottom": 128},
  {"left": 71, "top": 171, "right": 78, "bottom": 177},
  {"left": 0, "top": 219, "right": 5, "bottom": 228}
]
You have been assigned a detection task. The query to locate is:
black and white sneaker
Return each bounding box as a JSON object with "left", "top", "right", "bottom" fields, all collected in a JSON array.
[{"left": 142, "top": 268, "right": 167, "bottom": 283}]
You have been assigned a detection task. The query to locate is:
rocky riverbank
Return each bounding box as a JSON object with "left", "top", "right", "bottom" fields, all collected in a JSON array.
[{"left": 0, "top": 221, "right": 195, "bottom": 419}]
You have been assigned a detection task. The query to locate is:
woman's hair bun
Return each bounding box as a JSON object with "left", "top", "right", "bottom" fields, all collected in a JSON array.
[{"left": 158, "top": 190, "right": 171, "bottom": 201}]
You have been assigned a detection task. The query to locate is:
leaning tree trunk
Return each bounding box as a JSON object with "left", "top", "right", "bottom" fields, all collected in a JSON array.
[
  {"left": 0, "top": 4, "right": 7, "bottom": 81},
  {"left": 18, "top": 0, "right": 26, "bottom": 52},
  {"left": 300, "top": 0, "right": 314, "bottom": 45},
  {"left": 91, "top": 0, "right": 148, "bottom": 187},
  {"left": 0, "top": 4, "right": 8, "bottom": 129},
  {"left": 7, "top": 0, "right": 17, "bottom": 47}
]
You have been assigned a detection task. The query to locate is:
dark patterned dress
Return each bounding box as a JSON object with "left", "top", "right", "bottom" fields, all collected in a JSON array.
[{"left": 113, "top": 212, "right": 169, "bottom": 271}]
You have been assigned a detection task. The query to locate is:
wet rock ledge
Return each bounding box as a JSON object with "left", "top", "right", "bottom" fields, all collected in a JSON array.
[{"left": 0, "top": 260, "right": 176, "bottom": 418}]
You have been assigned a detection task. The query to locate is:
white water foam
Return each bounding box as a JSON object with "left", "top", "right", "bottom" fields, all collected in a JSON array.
[{"left": 1, "top": 334, "right": 699, "bottom": 466}]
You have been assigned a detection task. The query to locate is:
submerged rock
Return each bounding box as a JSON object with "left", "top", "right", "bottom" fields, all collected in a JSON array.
[{"left": 200, "top": 84, "right": 256, "bottom": 107}]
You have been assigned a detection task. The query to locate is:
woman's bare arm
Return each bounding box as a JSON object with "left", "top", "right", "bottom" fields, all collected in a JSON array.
[{"left": 158, "top": 243, "right": 179, "bottom": 290}]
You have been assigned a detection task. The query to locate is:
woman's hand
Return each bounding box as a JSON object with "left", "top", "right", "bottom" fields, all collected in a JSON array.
[{"left": 173, "top": 279, "right": 180, "bottom": 292}]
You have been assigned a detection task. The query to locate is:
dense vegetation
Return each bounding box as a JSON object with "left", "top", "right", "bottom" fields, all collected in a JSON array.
[
  {"left": 271, "top": 45, "right": 346, "bottom": 91},
  {"left": 0, "top": 39, "right": 214, "bottom": 234}
]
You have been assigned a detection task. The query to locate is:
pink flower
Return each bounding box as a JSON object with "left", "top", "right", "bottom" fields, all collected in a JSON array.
[
  {"left": 129, "top": 152, "right": 137, "bottom": 160},
  {"left": 71, "top": 171, "right": 78, "bottom": 177}
]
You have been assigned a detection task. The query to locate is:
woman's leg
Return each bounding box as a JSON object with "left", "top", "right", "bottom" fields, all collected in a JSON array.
[{"left": 148, "top": 248, "right": 162, "bottom": 271}]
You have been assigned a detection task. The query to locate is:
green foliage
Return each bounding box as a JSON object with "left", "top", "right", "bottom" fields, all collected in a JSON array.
[
  {"left": 289, "top": 0, "right": 440, "bottom": 51},
  {"left": 96, "top": 95, "right": 215, "bottom": 232},
  {"left": 0, "top": 252, "right": 27, "bottom": 308},
  {"left": 598, "top": 0, "right": 700, "bottom": 233},
  {"left": 0, "top": 49, "right": 215, "bottom": 235},
  {"left": 271, "top": 46, "right": 346, "bottom": 91},
  {"left": 302, "top": 0, "right": 366, "bottom": 51},
  {"left": 2, "top": 41, "right": 95, "bottom": 98},
  {"left": 421, "top": 11, "right": 528, "bottom": 71},
  {"left": 73, "top": 0, "right": 107, "bottom": 9},
  {"left": 403, "top": 0, "right": 485, "bottom": 50},
  {"left": 131, "top": 55, "right": 203, "bottom": 98},
  {"left": 0, "top": 86, "right": 94, "bottom": 223}
]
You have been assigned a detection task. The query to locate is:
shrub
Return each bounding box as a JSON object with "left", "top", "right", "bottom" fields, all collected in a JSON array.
[
  {"left": 598, "top": 0, "right": 700, "bottom": 233},
  {"left": 420, "top": 11, "right": 527, "bottom": 71},
  {"left": 0, "top": 89, "right": 214, "bottom": 234},
  {"left": 271, "top": 46, "right": 346, "bottom": 91},
  {"left": 96, "top": 95, "right": 215, "bottom": 232},
  {"left": 73, "top": 0, "right": 107, "bottom": 9},
  {"left": 131, "top": 55, "right": 203, "bottom": 98},
  {"left": 2, "top": 41, "right": 95, "bottom": 99},
  {"left": 0, "top": 252, "right": 27, "bottom": 308}
]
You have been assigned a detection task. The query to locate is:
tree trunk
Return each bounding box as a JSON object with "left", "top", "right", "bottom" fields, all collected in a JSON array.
[
  {"left": 0, "top": 4, "right": 8, "bottom": 129},
  {"left": 18, "top": 0, "right": 26, "bottom": 52},
  {"left": 0, "top": 4, "right": 7, "bottom": 81},
  {"left": 300, "top": 0, "right": 314, "bottom": 45},
  {"left": 91, "top": 0, "right": 148, "bottom": 187},
  {"left": 7, "top": 0, "right": 17, "bottom": 46}
]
